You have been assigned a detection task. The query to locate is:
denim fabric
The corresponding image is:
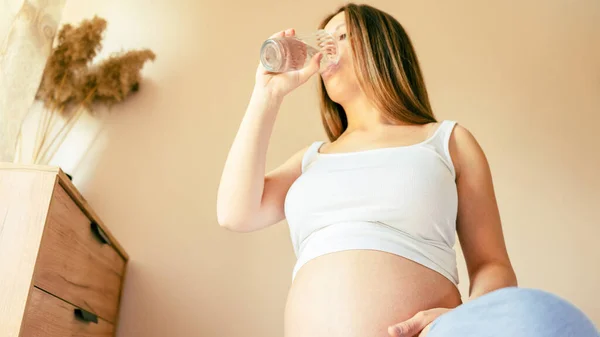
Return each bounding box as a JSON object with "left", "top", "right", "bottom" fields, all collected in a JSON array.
[{"left": 428, "top": 287, "right": 599, "bottom": 337}]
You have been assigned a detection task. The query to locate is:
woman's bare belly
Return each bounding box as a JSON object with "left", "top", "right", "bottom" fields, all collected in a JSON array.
[{"left": 284, "top": 250, "right": 462, "bottom": 337}]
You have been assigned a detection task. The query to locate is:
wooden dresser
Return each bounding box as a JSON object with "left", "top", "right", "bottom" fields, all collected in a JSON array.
[{"left": 0, "top": 164, "right": 128, "bottom": 337}]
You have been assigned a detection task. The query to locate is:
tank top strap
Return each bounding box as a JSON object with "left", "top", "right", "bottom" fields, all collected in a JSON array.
[
  {"left": 302, "top": 141, "right": 325, "bottom": 172},
  {"left": 426, "top": 120, "right": 458, "bottom": 178}
]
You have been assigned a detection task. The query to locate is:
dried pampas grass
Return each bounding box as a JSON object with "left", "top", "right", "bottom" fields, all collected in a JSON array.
[
  {"left": 27, "top": 15, "right": 155, "bottom": 164},
  {"left": 94, "top": 50, "right": 156, "bottom": 107}
]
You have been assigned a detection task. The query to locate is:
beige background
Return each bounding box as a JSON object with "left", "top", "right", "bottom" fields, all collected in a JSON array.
[{"left": 52, "top": 0, "right": 600, "bottom": 336}]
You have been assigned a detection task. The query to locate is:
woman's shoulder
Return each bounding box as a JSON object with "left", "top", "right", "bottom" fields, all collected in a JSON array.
[
  {"left": 295, "top": 141, "right": 326, "bottom": 172},
  {"left": 446, "top": 121, "right": 477, "bottom": 147},
  {"left": 446, "top": 122, "right": 488, "bottom": 179},
  {"left": 431, "top": 119, "right": 471, "bottom": 143}
]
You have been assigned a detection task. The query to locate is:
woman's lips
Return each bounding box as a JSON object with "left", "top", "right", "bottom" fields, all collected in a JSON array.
[{"left": 320, "top": 62, "right": 339, "bottom": 79}]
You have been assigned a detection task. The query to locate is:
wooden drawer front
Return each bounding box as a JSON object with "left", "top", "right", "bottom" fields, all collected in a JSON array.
[
  {"left": 34, "top": 185, "right": 125, "bottom": 323},
  {"left": 20, "top": 287, "right": 114, "bottom": 337}
]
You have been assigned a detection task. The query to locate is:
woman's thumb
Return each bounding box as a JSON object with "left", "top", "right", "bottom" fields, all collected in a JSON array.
[
  {"left": 297, "top": 52, "right": 323, "bottom": 84},
  {"left": 388, "top": 311, "right": 430, "bottom": 337}
]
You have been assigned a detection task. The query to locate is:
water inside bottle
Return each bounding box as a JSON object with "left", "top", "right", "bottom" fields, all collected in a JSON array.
[{"left": 260, "top": 31, "right": 338, "bottom": 73}]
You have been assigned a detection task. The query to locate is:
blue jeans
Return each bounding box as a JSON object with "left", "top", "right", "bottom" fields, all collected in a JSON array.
[{"left": 428, "top": 287, "right": 599, "bottom": 337}]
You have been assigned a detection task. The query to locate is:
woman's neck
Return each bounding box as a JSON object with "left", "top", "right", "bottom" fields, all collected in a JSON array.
[{"left": 341, "top": 95, "right": 406, "bottom": 133}]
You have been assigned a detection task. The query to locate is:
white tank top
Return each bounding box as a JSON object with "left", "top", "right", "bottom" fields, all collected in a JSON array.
[{"left": 284, "top": 120, "right": 459, "bottom": 284}]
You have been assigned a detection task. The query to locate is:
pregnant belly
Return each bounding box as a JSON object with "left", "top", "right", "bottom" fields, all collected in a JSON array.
[{"left": 284, "top": 250, "right": 462, "bottom": 337}]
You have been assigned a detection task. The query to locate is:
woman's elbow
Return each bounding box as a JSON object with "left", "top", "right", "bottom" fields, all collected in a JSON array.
[{"left": 216, "top": 210, "right": 255, "bottom": 232}]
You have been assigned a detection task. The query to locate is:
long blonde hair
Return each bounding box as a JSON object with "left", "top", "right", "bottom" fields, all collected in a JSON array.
[{"left": 319, "top": 3, "right": 437, "bottom": 141}]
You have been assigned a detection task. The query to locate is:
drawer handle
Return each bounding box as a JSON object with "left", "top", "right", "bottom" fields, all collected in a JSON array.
[
  {"left": 74, "top": 308, "right": 98, "bottom": 324},
  {"left": 90, "top": 221, "right": 112, "bottom": 246}
]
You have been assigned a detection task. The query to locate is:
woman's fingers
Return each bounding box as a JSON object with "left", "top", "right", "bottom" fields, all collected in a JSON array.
[
  {"left": 268, "top": 30, "right": 286, "bottom": 39},
  {"left": 268, "top": 28, "right": 295, "bottom": 39}
]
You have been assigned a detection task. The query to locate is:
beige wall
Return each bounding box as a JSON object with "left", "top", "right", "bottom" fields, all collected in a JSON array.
[{"left": 55, "top": 0, "right": 600, "bottom": 336}]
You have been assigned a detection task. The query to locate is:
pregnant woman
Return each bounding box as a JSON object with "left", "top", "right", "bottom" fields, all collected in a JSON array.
[{"left": 217, "top": 3, "right": 599, "bottom": 337}]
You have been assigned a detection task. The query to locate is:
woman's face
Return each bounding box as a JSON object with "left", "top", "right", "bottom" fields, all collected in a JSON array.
[{"left": 321, "top": 12, "right": 361, "bottom": 104}]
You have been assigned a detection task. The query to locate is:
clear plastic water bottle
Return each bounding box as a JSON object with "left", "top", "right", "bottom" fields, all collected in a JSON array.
[{"left": 260, "top": 30, "right": 339, "bottom": 73}]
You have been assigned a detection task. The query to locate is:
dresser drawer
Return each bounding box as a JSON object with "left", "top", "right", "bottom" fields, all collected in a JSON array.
[
  {"left": 20, "top": 287, "right": 114, "bottom": 337},
  {"left": 33, "top": 184, "right": 126, "bottom": 323}
]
